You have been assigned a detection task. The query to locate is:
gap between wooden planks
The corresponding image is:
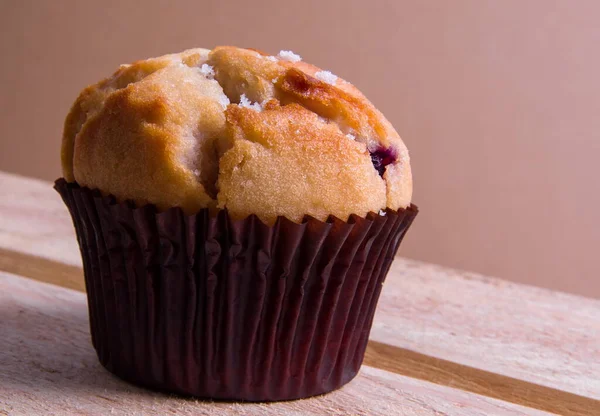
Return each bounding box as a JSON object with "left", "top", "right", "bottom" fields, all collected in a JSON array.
[{"left": 1, "top": 246, "right": 598, "bottom": 416}]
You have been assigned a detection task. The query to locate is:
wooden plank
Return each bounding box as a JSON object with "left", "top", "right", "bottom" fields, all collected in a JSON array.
[
  {"left": 0, "top": 271, "right": 552, "bottom": 416},
  {"left": 370, "top": 259, "right": 600, "bottom": 400},
  {"left": 2, "top": 171, "right": 600, "bottom": 402},
  {"left": 365, "top": 341, "right": 598, "bottom": 416},
  {"left": 2, "top": 247, "right": 598, "bottom": 415},
  {"left": 4, "top": 171, "right": 600, "bottom": 414},
  {"left": 0, "top": 248, "right": 595, "bottom": 416},
  {"left": 0, "top": 172, "right": 81, "bottom": 267},
  {"left": 0, "top": 247, "right": 83, "bottom": 292}
]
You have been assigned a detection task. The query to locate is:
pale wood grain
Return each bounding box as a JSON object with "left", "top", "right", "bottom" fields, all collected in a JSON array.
[
  {"left": 2, "top": 248, "right": 597, "bottom": 415},
  {"left": 2, "top": 171, "right": 599, "bottom": 404},
  {"left": 0, "top": 172, "right": 80, "bottom": 267},
  {"left": 370, "top": 260, "right": 600, "bottom": 400},
  {"left": 365, "top": 340, "right": 598, "bottom": 415},
  {"left": 0, "top": 247, "right": 84, "bottom": 292},
  {"left": 0, "top": 271, "right": 552, "bottom": 416}
]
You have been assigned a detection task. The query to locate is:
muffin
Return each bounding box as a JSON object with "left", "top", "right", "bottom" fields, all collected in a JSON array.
[{"left": 55, "top": 46, "right": 418, "bottom": 401}]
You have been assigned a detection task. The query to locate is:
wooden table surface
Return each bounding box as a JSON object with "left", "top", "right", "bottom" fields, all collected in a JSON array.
[{"left": 1, "top": 171, "right": 598, "bottom": 416}]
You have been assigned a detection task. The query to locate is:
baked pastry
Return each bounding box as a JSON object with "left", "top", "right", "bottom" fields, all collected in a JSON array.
[
  {"left": 55, "top": 46, "right": 418, "bottom": 401},
  {"left": 61, "top": 46, "right": 412, "bottom": 223}
]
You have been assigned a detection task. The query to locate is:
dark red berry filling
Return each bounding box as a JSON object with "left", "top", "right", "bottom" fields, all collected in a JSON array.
[{"left": 370, "top": 147, "right": 396, "bottom": 177}]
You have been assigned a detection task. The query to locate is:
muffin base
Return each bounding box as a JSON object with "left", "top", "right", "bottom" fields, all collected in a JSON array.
[{"left": 55, "top": 178, "right": 418, "bottom": 401}]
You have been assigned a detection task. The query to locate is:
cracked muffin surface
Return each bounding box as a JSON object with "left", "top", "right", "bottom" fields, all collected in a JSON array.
[{"left": 61, "top": 46, "right": 412, "bottom": 224}]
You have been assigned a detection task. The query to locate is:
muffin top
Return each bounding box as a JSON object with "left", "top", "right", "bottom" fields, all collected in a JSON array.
[{"left": 62, "top": 46, "right": 412, "bottom": 224}]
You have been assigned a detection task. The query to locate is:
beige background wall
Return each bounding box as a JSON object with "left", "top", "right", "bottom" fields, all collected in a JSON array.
[{"left": 1, "top": 1, "right": 599, "bottom": 297}]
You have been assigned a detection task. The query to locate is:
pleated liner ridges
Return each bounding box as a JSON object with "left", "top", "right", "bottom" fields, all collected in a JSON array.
[{"left": 55, "top": 178, "right": 418, "bottom": 401}]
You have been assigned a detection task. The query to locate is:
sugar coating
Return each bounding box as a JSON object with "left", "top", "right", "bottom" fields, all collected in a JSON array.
[
  {"left": 239, "top": 94, "right": 263, "bottom": 112},
  {"left": 278, "top": 50, "right": 302, "bottom": 62},
  {"left": 266, "top": 56, "right": 278, "bottom": 62},
  {"left": 218, "top": 94, "right": 231, "bottom": 109},
  {"left": 199, "top": 63, "right": 215, "bottom": 79},
  {"left": 315, "top": 70, "right": 338, "bottom": 85}
]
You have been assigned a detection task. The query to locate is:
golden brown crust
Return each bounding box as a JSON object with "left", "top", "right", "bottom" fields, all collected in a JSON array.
[
  {"left": 209, "top": 46, "right": 284, "bottom": 104},
  {"left": 62, "top": 46, "right": 412, "bottom": 224},
  {"left": 69, "top": 52, "right": 227, "bottom": 213},
  {"left": 62, "top": 48, "right": 211, "bottom": 182},
  {"left": 279, "top": 66, "right": 394, "bottom": 148},
  {"left": 218, "top": 102, "right": 386, "bottom": 223}
]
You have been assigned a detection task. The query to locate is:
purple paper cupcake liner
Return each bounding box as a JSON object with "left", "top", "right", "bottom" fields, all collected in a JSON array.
[{"left": 55, "top": 178, "right": 418, "bottom": 401}]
